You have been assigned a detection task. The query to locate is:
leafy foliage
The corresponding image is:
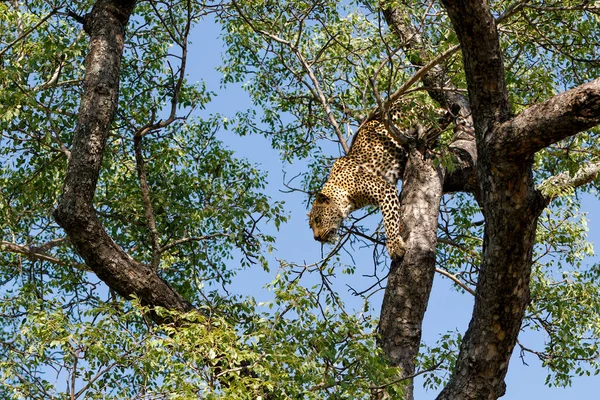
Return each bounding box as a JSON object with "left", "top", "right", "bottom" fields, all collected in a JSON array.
[{"left": 1, "top": 0, "right": 600, "bottom": 398}]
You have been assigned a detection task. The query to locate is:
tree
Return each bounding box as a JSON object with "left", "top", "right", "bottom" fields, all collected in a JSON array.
[{"left": 1, "top": 0, "right": 599, "bottom": 399}]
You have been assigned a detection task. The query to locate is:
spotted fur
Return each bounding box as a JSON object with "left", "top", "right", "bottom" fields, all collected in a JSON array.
[{"left": 308, "top": 119, "right": 407, "bottom": 259}]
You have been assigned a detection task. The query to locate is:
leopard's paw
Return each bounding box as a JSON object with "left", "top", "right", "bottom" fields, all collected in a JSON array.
[{"left": 387, "top": 238, "right": 406, "bottom": 261}]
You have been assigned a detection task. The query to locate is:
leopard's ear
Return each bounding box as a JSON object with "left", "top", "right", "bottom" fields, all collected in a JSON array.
[{"left": 315, "top": 193, "right": 331, "bottom": 204}]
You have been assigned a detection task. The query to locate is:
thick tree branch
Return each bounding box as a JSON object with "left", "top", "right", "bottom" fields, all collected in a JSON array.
[
  {"left": 495, "top": 77, "right": 600, "bottom": 158},
  {"left": 439, "top": 0, "right": 511, "bottom": 135},
  {"left": 438, "top": 163, "right": 544, "bottom": 400},
  {"left": 436, "top": 2, "right": 551, "bottom": 398},
  {"left": 379, "top": 15, "right": 599, "bottom": 398},
  {"left": 375, "top": 6, "right": 479, "bottom": 397},
  {"left": 382, "top": 3, "right": 471, "bottom": 117},
  {"left": 53, "top": 0, "right": 194, "bottom": 318},
  {"left": 382, "top": 2, "right": 478, "bottom": 199}
]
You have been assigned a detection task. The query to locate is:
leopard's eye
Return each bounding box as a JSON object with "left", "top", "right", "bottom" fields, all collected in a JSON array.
[{"left": 314, "top": 217, "right": 321, "bottom": 224}]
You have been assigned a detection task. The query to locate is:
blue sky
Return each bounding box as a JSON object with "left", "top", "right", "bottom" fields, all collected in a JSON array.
[{"left": 187, "top": 15, "right": 600, "bottom": 399}]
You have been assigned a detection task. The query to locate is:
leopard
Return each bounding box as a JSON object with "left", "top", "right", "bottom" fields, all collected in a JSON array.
[{"left": 308, "top": 119, "right": 407, "bottom": 260}]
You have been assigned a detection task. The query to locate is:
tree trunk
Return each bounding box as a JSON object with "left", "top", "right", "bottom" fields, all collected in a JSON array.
[
  {"left": 436, "top": 1, "right": 543, "bottom": 397},
  {"left": 379, "top": 145, "right": 444, "bottom": 399},
  {"left": 53, "top": 0, "right": 194, "bottom": 320},
  {"left": 378, "top": 6, "right": 478, "bottom": 398},
  {"left": 382, "top": 2, "right": 600, "bottom": 398},
  {"left": 437, "top": 155, "right": 544, "bottom": 399}
]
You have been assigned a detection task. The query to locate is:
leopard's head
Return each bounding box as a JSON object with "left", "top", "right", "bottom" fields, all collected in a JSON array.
[{"left": 308, "top": 193, "right": 343, "bottom": 244}]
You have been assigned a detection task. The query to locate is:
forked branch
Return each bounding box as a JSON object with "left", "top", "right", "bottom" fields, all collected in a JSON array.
[{"left": 53, "top": 0, "right": 194, "bottom": 318}]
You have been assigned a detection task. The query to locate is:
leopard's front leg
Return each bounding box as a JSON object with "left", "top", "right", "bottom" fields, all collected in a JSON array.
[
  {"left": 356, "top": 170, "right": 406, "bottom": 260},
  {"left": 378, "top": 187, "right": 406, "bottom": 260}
]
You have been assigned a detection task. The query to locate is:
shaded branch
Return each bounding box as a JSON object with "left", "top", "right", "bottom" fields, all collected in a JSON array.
[
  {"left": 0, "top": 239, "right": 87, "bottom": 270},
  {"left": 382, "top": 3, "right": 471, "bottom": 117},
  {"left": 539, "top": 160, "right": 600, "bottom": 204},
  {"left": 1, "top": 240, "right": 67, "bottom": 265},
  {"left": 370, "top": 359, "right": 444, "bottom": 391},
  {"left": 135, "top": 1, "right": 192, "bottom": 138},
  {"left": 159, "top": 233, "right": 232, "bottom": 253},
  {"left": 382, "top": 2, "right": 478, "bottom": 199},
  {"left": 368, "top": 76, "right": 411, "bottom": 145},
  {"left": 133, "top": 135, "right": 161, "bottom": 270},
  {"left": 522, "top": 4, "right": 600, "bottom": 12},
  {"left": 35, "top": 237, "right": 68, "bottom": 252}
]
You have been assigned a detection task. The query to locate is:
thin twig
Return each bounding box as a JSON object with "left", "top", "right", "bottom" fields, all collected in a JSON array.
[
  {"left": 133, "top": 1, "right": 193, "bottom": 139},
  {"left": 385, "top": 45, "right": 460, "bottom": 113},
  {"left": 0, "top": 8, "right": 59, "bottom": 58},
  {"left": 1, "top": 239, "right": 87, "bottom": 270},
  {"left": 435, "top": 267, "right": 476, "bottom": 296},
  {"left": 231, "top": 0, "right": 349, "bottom": 153},
  {"left": 369, "top": 360, "right": 444, "bottom": 390},
  {"left": 159, "top": 234, "right": 232, "bottom": 253},
  {"left": 361, "top": 44, "right": 460, "bottom": 129}
]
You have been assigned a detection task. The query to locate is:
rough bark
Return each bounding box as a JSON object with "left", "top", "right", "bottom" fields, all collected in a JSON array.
[
  {"left": 53, "top": 0, "right": 194, "bottom": 319},
  {"left": 438, "top": 160, "right": 544, "bottom": 400},
  {"left": 540, "top": 161, "right": 600, "bottom": 204},
  {"left": 495, "top": 77, "right": 600, "bottom": 158},
  {"left": 378, "top": 146, "right": 444, "bottom": 400},
  {"left": 378, "top": 5, "right": 478, "bottom": 398},
  {"left": 382, "top": 6, "right": 472, "bottom": 117},
  {"left": 48, "top": 2, "right": 600, "bottom": 398},
  {"left": 434, "top": 4, "right": 600, "bottom": 399},
  {"left": 439, "top": 0, "right": 511, "bottom": 135},
  {"left": 382, "top": 1, "right": 600, "bottom": 399},
  {"left": 436, "top": 1, "right": 542, "bottom": 398}
]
